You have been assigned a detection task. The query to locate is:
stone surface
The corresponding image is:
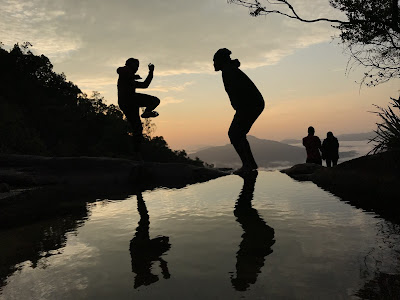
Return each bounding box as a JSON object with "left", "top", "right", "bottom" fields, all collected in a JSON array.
[
  {"left": 0, "top": 182, "right": 10, "bottom": 193},
  {"left": 281, "top": 151, "right": 400, "bottom": 222},
  {"left": 0, "top": 154, "right": 229, "bottom": 196}
]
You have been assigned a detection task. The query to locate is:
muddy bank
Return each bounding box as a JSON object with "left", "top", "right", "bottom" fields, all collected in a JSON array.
[{"left": 281, "top": 151, "right": 400, "bottom": 222}]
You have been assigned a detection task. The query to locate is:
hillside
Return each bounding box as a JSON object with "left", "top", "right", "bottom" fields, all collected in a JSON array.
[
  {"left": 190, "top": 136, "right": 298, "bottom": 169},
  {"left": 189, "top": 135, "right": 358, "bottom": 169}
]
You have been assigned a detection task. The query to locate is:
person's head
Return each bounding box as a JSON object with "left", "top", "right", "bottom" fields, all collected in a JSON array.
[
  {"left": 125, "top": 58, "right": 139, "bottom": 73},
  {"left": 308, "top": 126, "right": 315, "bottom": 135},
  {"left": 327, "top": 131, "right": 333, "bottom": 138},
  {"left": 213, "top": 48, "right": 232, "bottom": 71}
]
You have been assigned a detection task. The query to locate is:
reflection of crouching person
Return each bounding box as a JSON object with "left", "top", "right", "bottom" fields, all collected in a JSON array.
[
  {"left": 322, "top": 131, "right": 339, "bottom": 167},
  {"left": 117, "top": 58, "right": 160, "bottom": 158}
]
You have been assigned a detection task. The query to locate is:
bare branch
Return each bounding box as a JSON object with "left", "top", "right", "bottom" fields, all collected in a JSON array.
[{"left": 229, "top": 0, "right": 351, "bottom": 24}]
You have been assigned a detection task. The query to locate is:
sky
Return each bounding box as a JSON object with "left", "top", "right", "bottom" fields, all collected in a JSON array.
[{"left": 1, "top": 0, "right": 399, "bottom": 150}]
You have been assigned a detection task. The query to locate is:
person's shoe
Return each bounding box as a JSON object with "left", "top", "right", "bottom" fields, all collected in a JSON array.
[{"left": 141, "top": 110, "right": 159, "bottom": 118}]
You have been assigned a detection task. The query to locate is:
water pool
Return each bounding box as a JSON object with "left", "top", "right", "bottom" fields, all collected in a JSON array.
[{"left": 1, "top": 171, "right": 399, "bottom": 299}]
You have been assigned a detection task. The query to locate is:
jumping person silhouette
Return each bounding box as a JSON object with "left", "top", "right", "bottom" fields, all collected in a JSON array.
[
  {"left": 213, "top": 48, "right": 265, "bottom": 175},
  {"left": 117, "top": 58, "right": 160, "bottom": 159}
]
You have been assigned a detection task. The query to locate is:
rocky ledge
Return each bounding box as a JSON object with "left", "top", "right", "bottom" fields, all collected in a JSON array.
[
  {"left": 0, "top": 154, "right": 228, "bottom": 197},
  {"left": 281, "top": 151, "right": 400, "bottom": 222},
  {"left": 0, "top": 154, "right": 229, "bottom": 229}
]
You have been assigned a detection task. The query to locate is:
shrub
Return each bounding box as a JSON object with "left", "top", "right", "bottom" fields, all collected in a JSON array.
[{"left": 369, "top": 96, "right": 400, "bottom": 153}]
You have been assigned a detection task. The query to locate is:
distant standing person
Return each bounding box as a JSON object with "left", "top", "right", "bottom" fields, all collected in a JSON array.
[
  {"left": 213, "top": 48, "right": 265, "bottom": 175},
  {"left": 117, "top": 58, "right": 160, "bottom": 159},
  {"left": 302, "top": 126, "right": 322, "bottom": 165},
  {"left": 322, "top": 131, "right": 339, "bottom": 167}
]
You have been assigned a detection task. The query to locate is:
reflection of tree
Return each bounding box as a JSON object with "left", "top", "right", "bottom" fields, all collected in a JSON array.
[
  {"left": 0, "top": 188, "right": 89, "bottom": 290},
  {"left": 355, "top": 221, "right": 400, "bottom": 298},
  {"left": 355, "top": 272, "right": 400, "bottom": 299},
  {"left": 129, "top": 193, "right": 171, "bottom": 289},
  {"left": 231, "top": 171, "right": 275, "bottom": 291}
]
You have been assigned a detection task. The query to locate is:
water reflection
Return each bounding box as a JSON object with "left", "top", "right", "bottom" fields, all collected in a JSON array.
[
  {"left": 231, "top": 171, "right": 275, "bottom": 291},
  {"left": 129, "top": 192, "right": 171, "bottom": 289},
  {"left": 0, "top": 188, "right": 89, "bottom": 291}
]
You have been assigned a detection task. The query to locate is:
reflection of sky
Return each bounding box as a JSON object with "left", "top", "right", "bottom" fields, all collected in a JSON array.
[{"left": 1, "top": 172, "right": 400, "bottom": 299}]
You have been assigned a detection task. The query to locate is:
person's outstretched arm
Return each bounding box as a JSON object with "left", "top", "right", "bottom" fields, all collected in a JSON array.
[{"left": 136, "top": 63, "right": 154, "bottom": 89}]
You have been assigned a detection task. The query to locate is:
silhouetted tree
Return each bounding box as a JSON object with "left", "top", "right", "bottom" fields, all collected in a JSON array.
[
  {"left": 0, "top": 43, "right": 206, "bottom": 166},
  {"left": 229, "top": 0, "right": 400, "bottom": 86}
]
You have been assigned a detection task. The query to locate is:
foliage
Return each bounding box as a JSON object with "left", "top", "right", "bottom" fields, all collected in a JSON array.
[
  {"left": 369, "top": 96, "right": 400, "bottom": 153},
  {"left": 228, "top": 0, "right": 400, "bottom": 86},
  {"left": 0, "top": 43, "right": 206, "bottom": 166}
]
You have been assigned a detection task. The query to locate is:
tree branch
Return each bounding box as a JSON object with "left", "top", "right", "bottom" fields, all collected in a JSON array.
[{"left": 229, "top": 0, "right": 350, "bottom": 24}]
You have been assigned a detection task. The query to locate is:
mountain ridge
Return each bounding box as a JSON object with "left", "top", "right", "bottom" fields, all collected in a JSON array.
[{"left": 189, "top": 135, "right": 357, "bottom": 169}]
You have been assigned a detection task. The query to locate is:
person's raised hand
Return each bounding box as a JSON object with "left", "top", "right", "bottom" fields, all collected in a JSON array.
[{"left": 148, "top": 63, "right": 155, "bottom": 72}]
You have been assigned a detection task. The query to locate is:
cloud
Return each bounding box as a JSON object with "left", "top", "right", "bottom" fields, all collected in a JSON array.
[
  {"left": 159, "top": 96, "right": 184, "bottom": 107},
  {"left": 0, "top": 0, "right": 82, "bottom": 60},
  {"left": 148, "top": 81, "right": 194, "bottom": 92},
  {"left": 0, "top": 0, "right": 343, "bottom": 101}
]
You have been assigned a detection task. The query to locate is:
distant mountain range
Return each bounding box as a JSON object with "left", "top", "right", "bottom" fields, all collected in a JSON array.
[
  {"left": 280, "top": 131, "right": 375, "bottom": 144},
  {"left": 189, "top": 135, "right": 357, "bottom": 169}
]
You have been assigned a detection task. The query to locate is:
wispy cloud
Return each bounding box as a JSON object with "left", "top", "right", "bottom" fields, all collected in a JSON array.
[
  {"left": 0, "top": 0, "right": 346, "bottom": 106},
  {"left": 148, "top": 81, "right": 194, "bottom": 93},
  {"left": 159, "top": 96, "right": 185, "bottom": 107},
  {"left": 0, "top": 0, "right": 81, "bottom": 60}
]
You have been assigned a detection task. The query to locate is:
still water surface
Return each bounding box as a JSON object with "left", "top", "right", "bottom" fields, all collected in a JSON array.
[{"left": 1, "top": 171, "right": 400, "bottom": 299}]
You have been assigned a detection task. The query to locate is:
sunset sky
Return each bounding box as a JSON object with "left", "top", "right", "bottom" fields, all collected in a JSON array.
[{"left": 1, "top": 0, "right": 399, "bottom": 150}]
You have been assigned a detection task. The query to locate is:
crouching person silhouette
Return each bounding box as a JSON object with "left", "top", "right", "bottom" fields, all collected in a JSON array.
[
  {"left": 117, "top": 58, "right": 160, "bottom": 160},
  {"left": 213, "top": 48, "right": 265, "bottom": 175}
]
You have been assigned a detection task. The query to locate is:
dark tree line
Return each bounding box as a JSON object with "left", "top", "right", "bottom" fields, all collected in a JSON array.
[{"left": 0, "top": 43, "right": 204, "bottom": 166}]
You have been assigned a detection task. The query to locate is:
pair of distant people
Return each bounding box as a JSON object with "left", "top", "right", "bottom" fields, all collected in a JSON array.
[
  {"left": 302, "top": 126, "right": 339, "bottom": 167},
  {"left": 117, "top": 48, "right": 264, "bottom": 174}
]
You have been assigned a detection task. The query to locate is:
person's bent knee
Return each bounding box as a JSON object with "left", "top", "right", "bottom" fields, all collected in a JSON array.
[
  {"left": 229, "top": 130, "right": 245, "bottom": 146},
  {"left": 150, "top": 96, "right": 160, "bottom": 108}
]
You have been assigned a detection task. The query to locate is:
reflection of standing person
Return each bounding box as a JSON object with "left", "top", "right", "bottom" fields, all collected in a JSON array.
[
  {"left": 302, "top": 126, "right": 322, "bottom": 165},
  {"left": 129, "top": 192, "right": 171, "bottom": 289},
  {"left": 322, "top": 131, "right": 339, "bottom": 167},
  {"left": 213, "top": 48, "right": 265, "bottom": 175},
  {"left": 231, "top": 171, "right": 275, "bottom": 291},
  {"left": 117, "top": 58, "right": 160, "bottom": 159}
]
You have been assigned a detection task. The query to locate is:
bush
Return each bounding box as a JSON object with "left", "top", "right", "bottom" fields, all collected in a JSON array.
[{"left": 369, "top": 96, "right": 400, "bottom": 153}]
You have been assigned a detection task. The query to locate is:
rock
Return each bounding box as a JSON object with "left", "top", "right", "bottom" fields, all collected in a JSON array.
[
  {"left": 0, "top": 154, "right": 229, "bottom": 195},
  {"left": 280, "top": 163, "right": 324, "bottom": 176},
  {"left": 282, "top": 151, "right": 400, "bottom": 222},
  {"left": 0, "top": 182, "right": 10, "bottom": 193}
]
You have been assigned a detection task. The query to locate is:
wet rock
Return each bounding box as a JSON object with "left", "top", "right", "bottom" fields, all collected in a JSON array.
[
  {"left": 0, "top": 182, "right": 10, "bottom": 193},
  {"left": 282, "top": 151, "right": 400, "bottom": 222},
  {"left": 280, "top": 163, "right": 324, "bottom": 181},
  {"left": 0, "top": 154, "right": 229, "bottom": 195}
]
